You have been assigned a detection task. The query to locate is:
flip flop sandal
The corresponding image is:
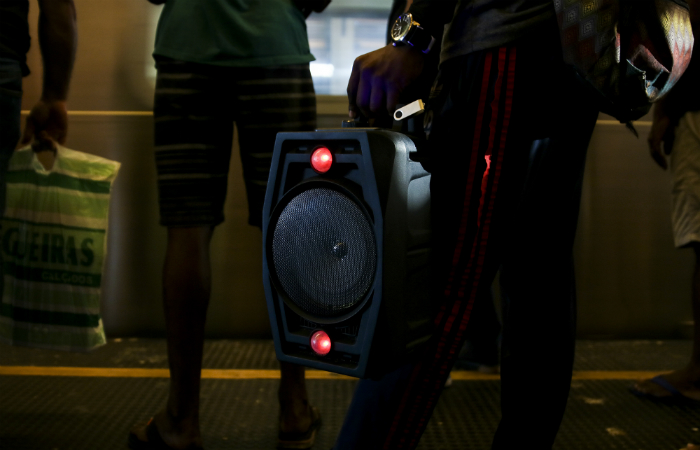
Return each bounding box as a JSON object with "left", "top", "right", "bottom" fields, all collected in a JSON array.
[
  {"left": 128, "top": 417, "right": 204, "bottom": 450},
  {"left": 629, "top": 375, "right": 700, "bottom": 406}
]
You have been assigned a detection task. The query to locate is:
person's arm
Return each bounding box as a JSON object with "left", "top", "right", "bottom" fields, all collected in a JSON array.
[
  {"left": 647, "top": 0, "right": 699, "bottom": 169},
  {"left": 347, "top": 0, "right": 455, "bottom": 119},
  {"left": 405, "top": 0, "right": 455, "bottom": 42},
  {"left": 648, "top": 97, "right": 676, "bottom": 169},
  {"left": 20, "top": 0, "right": 77, "bottom": 149}
]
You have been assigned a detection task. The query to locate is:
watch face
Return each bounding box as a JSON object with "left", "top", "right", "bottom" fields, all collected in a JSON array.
[{"left": 391, "top": 13, "right": 413, "bottom": 42}]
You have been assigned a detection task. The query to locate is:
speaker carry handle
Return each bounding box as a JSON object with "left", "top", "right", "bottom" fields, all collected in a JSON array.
[
  {"left": 394, "top": 100, "right": 432, "bottom": 172},
  {"left": 340, "top": 101, "right": 432, "bottom": 171}
]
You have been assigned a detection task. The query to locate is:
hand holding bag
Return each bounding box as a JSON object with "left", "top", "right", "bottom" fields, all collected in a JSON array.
[{"left": 0, "top": 145, "right": 120, "bottom": 351}]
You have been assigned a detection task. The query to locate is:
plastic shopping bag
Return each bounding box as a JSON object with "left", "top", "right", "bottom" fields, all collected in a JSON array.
[{"left": 0, "top": 145, "right": 120, "bottom": 351}]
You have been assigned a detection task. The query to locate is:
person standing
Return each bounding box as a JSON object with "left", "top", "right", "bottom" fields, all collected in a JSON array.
[
  {"left": 128, "top": 1, "right": 330, "bottom": 449},
  {"left": 336, "top": 0, "right": 598, "bottom": 448},
  {"left": 1, "top": 0, "right": 77, "bottom": 211},
  {"left": 632, "top": 0, "right": 700, "bottom": 407},
  {"left": 0, "top": 0, "right": 77, "bottom": 305}
]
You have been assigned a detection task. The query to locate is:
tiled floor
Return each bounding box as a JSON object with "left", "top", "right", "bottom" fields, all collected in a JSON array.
[{"left": 1, "top": 339, "right": 698, "bottom": 450}]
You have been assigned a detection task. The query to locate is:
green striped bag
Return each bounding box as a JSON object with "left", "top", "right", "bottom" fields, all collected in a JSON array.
[{"left": 0, "top": 145, "right": 120, "bottom": 351}]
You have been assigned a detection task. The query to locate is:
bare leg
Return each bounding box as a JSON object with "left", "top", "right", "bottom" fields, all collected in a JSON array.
[
  {"left": 633, "top": 243, "right": 700, "bottom": 400},
  {"left": 131, "top": 226, "right": 213, "bottom": 449},
  {"left": 131, "top": 226, "right": 317, "bottom": 448},
  {"left": 278, "top": 362, "right": 314, "bottom": 432}
]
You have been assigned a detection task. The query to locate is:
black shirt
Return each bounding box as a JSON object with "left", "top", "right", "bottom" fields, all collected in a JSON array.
[
  {"left": 408, "top": 0, "right": 554, "bottom": 65},
  {"left": 0, "top": 0, "right": 30, "bottom": 75}
]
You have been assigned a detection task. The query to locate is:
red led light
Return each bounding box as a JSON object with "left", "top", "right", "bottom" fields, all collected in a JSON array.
[
  {"left": 311, "top": 147, "right": 333, "bottom": 173},
  {"left": 310, "top": 330, "right": 332, "bottom": 356}
]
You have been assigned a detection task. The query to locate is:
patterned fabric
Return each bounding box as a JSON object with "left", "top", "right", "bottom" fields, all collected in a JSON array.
[
  {"left": 384, "top": 46, "right": 519, "bottom": 449},
  {"left": 0, "top": 146, "right": 120, "bottom": 351},
  {"left": 670, "top": 111, "right": 700, "bottom": 248},
  {"left": 554, "top": 0, "right": 694, "bottom": 122},
  {"left": 153, "top": 58, "right": 317, "bottom": 228}
]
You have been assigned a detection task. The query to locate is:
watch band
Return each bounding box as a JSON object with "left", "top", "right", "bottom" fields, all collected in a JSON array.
[{"left": 391, "top": 13, "right": 435, "bottom": 54}]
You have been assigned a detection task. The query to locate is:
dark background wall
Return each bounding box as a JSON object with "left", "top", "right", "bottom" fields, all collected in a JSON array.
[{"left": 17, "top": 0, "right": 693, "bottom": 339}]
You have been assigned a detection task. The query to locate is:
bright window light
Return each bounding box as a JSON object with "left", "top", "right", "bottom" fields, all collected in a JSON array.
[
  {"left": 310, "top": 63, "right": 335, "bottom": 78},
  {"left": 307, "top": 4, "right": 391, "bottom": 95}
]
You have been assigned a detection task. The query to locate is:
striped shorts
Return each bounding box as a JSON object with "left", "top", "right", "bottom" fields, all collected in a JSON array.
[{"left": 153, "top": 57, "right": 317, "bottom": 228}]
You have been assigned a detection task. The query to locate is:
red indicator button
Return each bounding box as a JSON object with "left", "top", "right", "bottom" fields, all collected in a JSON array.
[
  {"left": 310, "top": 330, "right": 332, "bottom": 356},
  {"left": 311, "top": 147, "right": 333, "bottom": 173}
]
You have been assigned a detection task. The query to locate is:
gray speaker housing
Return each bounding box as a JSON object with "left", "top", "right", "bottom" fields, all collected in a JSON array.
[{"left": 262, "top": 128, "right": 433, "bottom": 379}]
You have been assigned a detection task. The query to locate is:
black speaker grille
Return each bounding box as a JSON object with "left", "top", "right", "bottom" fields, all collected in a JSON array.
[{"left": 271, "top": 187, "right": 377, "bottom": 318}]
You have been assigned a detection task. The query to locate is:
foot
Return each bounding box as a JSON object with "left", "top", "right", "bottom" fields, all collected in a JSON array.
[
  {"left": 455, "top": 341, "right": 499, "bottom": 374},
  {"left": 278, "top": 402, "right": 321, "bottom": 449},
  {"left": 129, "top": 410, "right": 203, "bottom": 450},
  {"left": 633, "top": 366, "right": 700, "bottom": 402},
  {"left": 279, "top": 399, "right": 317, "bottom": 434},
  {"left": 444, "top": 375, "right": 453, "bottom": 388}
]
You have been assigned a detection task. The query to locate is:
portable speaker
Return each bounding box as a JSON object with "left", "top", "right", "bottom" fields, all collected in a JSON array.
[{"left": 262, "top": 123, "right": 433, "bottom": 378}]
